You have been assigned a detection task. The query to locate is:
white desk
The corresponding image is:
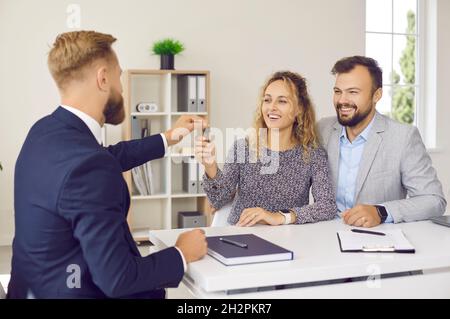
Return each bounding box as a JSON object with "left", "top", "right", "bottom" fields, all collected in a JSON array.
[{"left": 149, "top": 220, "right": 450, "bottom": 298}]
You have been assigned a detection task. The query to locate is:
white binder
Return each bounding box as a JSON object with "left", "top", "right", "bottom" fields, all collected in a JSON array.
[
  {"left": 197, "top": 75, "right": 206, "bottom": 112},
  {"left": 198, "top": 163, "right": 205, "bottom": 193},
  {"left": 182, "top": 156, "right": 198, "bottom": 193},
  {"left": 177, "top": 75, "right": 197, "bottom": 112},
  {"left": 131, "top": 116, "right": 141, "bottom": 140}
]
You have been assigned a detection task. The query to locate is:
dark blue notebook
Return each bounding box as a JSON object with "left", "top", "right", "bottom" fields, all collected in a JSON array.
[{"left": 206, "top": 234, "right": 294, "bottom": 266}]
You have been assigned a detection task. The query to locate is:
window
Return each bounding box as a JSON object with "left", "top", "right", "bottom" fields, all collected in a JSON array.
[
  {"left": 366, "top": 0, "right": 419, "bottom": 125},
  {"left": 366, "top": 0, "right": 437, "bottom": 148}
]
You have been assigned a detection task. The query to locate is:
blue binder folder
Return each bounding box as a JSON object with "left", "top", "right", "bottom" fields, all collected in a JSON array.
[{"left": 206, "top": 234, "right": 294, "bottom": 266}]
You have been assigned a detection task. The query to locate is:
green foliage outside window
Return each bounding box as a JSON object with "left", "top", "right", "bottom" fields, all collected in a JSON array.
[{"left": 391, "top": 10, "right": 416, "bottom": 124}]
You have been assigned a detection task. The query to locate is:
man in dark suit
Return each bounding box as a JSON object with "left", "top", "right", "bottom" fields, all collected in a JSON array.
[{"left": 8, "top": 31, "right": 207, "bottom": 299}]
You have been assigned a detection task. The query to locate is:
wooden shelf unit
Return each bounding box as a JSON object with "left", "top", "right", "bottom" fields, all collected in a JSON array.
[{"left": 122, "top": 69, "right": 213, "bottom": 240}]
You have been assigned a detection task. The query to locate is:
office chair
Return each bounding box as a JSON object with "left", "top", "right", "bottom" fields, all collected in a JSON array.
[{"left": 211, "top": 202, "right": 232, "bottom": 227}]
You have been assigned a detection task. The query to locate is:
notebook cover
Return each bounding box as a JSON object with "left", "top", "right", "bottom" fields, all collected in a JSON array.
[{"left": 206, "top": 234, "right": 294, "bottom": 265}]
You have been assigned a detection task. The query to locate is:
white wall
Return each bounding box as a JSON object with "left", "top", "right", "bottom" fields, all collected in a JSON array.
[{"left": 0, "top": 0, "right": 447, "bottom": 246}]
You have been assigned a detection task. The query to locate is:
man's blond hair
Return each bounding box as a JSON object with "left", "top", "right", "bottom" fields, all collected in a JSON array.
[{"left": 48, "top": 31, "right": 117, "bottom": 89}]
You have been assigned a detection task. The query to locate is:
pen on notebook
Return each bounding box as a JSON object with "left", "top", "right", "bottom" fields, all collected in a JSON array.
[
  {"left": 219, "top": 237, "right": 248, "bottom": 248},
  {"left": 351, "top": 228, "right": 386, "bottom": 236}
]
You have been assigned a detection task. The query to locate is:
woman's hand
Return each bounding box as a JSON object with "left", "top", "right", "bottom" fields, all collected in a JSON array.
[
  {"left": 195, "top": 136, "right": 218, "bottom": 178},
  {"left": 237, "top": 207, "right": 284, "bottom": 227},
  {"left": 164, "top": 116, "right": 207, "bottom": 146}
]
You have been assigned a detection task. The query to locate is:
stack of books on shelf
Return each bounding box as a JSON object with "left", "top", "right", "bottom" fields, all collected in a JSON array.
[
  {"left": 132, "top": 162, "right": 154, "bottom": 196},
  {"left": 131, "top": 117, "right": 154, "bottom": 196}
]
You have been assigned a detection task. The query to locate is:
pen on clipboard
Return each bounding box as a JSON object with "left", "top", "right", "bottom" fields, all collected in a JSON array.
[
  {"left": 351, "top": 228, "right": 386, "bottom": 236},
  {"left": 219, "top": 237, "right": 248, "bottom": 248}
]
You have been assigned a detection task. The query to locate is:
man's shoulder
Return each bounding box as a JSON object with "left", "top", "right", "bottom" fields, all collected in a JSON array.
[
  {"left": 316, "top": 116, "right": 338, "bottom": 145},
  {"left": 24, "top": 113, "right": 114, "bottom": 172},
  {"left": 373, "top": 114, "right": 426, "bottom": 160},
  {"left": 317, "top": 116, "right": 338, "bottom": 132},
  {"left": 377, "top": 113, "right": 417, "bottom": 137},
  {"left": 30, "top": 110, "right": 99, "bottom": 147},
  {"left": 28, "top": 113, "right": 58, "bottom": 133}
]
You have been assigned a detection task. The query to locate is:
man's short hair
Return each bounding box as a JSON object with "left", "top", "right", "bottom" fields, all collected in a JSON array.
[
  {"left": 48, "top": 31, "right": 117, "bottom": 89},
  {"left": 331, "top": 55, "right": 383, "bottom": 92}
]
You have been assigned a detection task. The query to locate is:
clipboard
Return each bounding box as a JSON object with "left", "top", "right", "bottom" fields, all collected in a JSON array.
[{"left": 337, "top": 229, "right": 415, "bottom": 254}]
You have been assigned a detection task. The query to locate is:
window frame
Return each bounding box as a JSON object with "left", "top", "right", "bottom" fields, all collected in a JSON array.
[{"left": 365, "top": 0, "right": 437, "bottom": 148}]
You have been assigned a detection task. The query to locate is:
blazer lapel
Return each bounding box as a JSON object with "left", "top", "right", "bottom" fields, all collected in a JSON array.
[
  {"left": 327, "top": 121, "right": 341, "bottom": 189},
  {"left": 354, "top": 112, "right": 386, "bottom": 201}
]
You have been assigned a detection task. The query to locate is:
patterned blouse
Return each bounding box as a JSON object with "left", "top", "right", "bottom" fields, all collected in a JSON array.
[{"left": 202, "top": 139, "right": 338, "bottom": 225}]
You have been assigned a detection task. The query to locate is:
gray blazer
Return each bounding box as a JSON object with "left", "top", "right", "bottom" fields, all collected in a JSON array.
[{"left": 317, "top": 112, "right": 446, "bottom": 223}]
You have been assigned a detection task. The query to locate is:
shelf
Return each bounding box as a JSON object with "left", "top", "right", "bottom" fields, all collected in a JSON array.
[
  {"left": 171, "top": 193, "right": 207, "bottom": 198},
  {"left": 171, "top": 112, "right": 208, "bottom": 116},
  {"left": 124, "top": 69, "right": 210, "bottom": 231},
  {"left": 128, "top": 69, "right": 209, "bottom": 75},
  {"left": 131, "top": 194, "right": 169, "bottom": 200},
  {"left": 130, "top": 112, "right": 168, "bottom": 117}
]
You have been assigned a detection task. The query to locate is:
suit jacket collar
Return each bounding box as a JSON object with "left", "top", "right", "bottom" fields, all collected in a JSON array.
[
  {"left": 354, "top": 112, "right": 386, "bottom": 200},
  {"left": 52, "top": 106, "right": 99, "bottom": 145},
  {"left": 328, "top": 122, "right": 341, "bottom": 196},
  {"left": 330, "top": 111, "right": 387, "bottom": 201}
]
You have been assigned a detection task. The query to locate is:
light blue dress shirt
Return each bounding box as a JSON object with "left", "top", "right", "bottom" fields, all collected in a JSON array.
[{"left": 336, "top": 118, "right": 393, "bottom": 223}]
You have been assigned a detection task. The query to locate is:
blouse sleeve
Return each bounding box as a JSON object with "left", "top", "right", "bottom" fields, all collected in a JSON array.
[{"left": 202, "top": 139, "right": 245, "bottom": 210}]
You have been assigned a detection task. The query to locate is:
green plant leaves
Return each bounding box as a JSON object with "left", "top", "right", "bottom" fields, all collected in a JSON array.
[{"left": 151, "top": 38, "right": 185, "bottom": 55}]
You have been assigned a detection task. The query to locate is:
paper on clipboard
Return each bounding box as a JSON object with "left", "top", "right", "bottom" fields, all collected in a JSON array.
[{"left": 337, "top": 229, "right": 415, "bottom": 253}]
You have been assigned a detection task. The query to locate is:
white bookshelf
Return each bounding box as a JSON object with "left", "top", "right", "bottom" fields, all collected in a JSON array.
[
  {"left": 122, "top": 70, "right": 212, "bottom": 241},
  {"left": 131, "top": 194, "right": 169, "bottom": 200},
  {"left": 130, "top": 112, "right": 168, "bottom": 117},
  {"left": 171, "top": 112, "right": 208, "bottom": 116}
]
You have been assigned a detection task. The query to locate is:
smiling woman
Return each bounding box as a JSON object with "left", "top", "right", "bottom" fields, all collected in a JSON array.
[{"left": 195, "top": 71, "right": 338, "bottom": 227}]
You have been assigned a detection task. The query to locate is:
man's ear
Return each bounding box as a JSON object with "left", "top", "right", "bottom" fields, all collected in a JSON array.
[
  {"left": 372, "top": 87, "right": 382, "bottom": 104},
  {"left": 96, "top": 66, "right": 108, "bottom": 92}
]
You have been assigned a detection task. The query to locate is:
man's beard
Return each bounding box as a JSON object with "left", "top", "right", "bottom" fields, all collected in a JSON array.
[
  {"left": 103, "top": 89, "right": 125, "bottom": 125},
  {"left": 335, "top": 102, "right": 372, "bottom": 127}
]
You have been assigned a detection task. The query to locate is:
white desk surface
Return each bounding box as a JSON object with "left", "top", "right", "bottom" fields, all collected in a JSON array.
[{"left": 149, "top": 219, "right": 450, "bottom": 294}]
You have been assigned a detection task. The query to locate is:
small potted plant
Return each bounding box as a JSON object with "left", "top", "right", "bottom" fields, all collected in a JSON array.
[{"left": 151, "top": 38, "right": 185, "bottom": 70}]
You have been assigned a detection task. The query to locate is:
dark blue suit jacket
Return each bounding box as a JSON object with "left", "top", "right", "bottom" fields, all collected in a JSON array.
[{"left": 8, "top": 106, "right": 184, "bottom": 299}]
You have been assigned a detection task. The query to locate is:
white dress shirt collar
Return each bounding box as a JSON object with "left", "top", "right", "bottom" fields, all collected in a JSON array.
[
  {"left": 339, "top": 115, "right": 375, "bottom": 143},
  {"left": 60, "top": 105, "right": 103, "bottom": 145}
]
